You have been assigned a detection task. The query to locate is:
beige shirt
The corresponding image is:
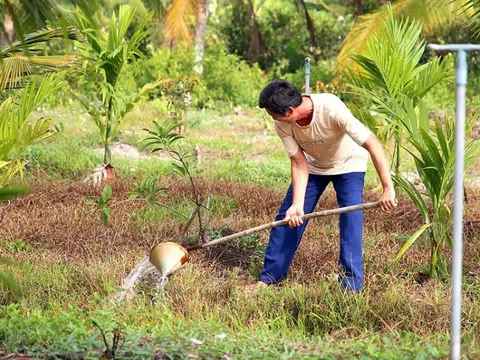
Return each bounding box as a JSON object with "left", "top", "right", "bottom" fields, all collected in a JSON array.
[{"left": 274, "top": 93, "right": 371, "bottom": 175}]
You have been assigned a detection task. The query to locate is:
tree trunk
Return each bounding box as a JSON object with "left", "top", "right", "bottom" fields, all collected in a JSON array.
[
  {"left": 0, "top": 14, "right": 15, "bottom": 46},
  {"left": 246, "top": 0, "right": 268, "bottom": 66},
  {"left": 297, "top": 0, "right": 317, "bottom": 53},
  {"left": 193, "top": 0, "right": 209, "bottom": 76},
  {"left": 104, "top": 99, "right": 113, "bottom": 165},
  {"left": 354, "top": 0, "right": 362, "bottom": 15}
]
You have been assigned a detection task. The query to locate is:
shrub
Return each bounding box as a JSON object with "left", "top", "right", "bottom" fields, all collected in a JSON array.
[
  {"left": 200, "top": 45, "right": 268, "bottom": 108},
  {"left": 133, "top": 45, "right": 268, "bottom": 108}
]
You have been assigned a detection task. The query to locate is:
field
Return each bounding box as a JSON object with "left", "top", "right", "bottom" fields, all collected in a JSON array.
[{"left": 1, "top": 104, "right": 480, "bottom": 359}]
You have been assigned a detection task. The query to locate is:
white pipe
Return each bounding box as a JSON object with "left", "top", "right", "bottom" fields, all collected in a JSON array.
[
  {"left": 451, "top": 49, "right": 467, "bottom": 360},
  {"left": 305, "top": 57, "right": 311, "bottom": 94},
  {"left": 427, "top": 44, "right": 477, "bottom": 360}
]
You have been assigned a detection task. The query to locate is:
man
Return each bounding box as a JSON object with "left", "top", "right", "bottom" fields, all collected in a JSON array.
[{"left": 254, "top": 80, "right": 396, "bottom": 292}]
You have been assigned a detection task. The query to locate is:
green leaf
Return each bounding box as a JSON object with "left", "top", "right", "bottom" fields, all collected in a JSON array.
[
  {"left": 392, "top": 172, "right": 429, "bottom": 222},
  {"left": 101, "top": 185, "right": 112, "bottom": 204},
  {"left": 101, "top": 207, "right": 111, "bottom": 226},
  {"left": 128, "top": 193, "right": 140, "bottom": 200},
  {"left": 393, "top": 223, "right": 432, "bottom": 265},
  {"left": 0, "top": 187, "right": 29, "bottom": 201},
  {"left": 171, "top": 162, "right": 187, "bottom": 177}
]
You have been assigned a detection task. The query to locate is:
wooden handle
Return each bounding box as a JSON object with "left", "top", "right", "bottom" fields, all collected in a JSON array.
[{"left": 186, "top": 201, "right": 380, "bottom": 251}]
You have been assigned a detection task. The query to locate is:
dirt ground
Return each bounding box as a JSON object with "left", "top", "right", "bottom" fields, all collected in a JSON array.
[{"left": 1, "top": 179, "right": 479, "bottom": 286}]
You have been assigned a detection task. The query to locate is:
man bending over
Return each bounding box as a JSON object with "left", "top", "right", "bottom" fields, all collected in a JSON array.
[{"left": 255, "top": 80, "right": 396, "bottom": 292}]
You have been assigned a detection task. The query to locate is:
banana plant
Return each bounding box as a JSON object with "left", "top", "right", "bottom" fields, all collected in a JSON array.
[
  {"left": 347, "top": 5, "right": 451, "bottom": 172},
  {"left": 0, "top": 74, "right": 66, "bottom": 187},
  {"left": 391, "top": 97, "right": 480, "bottom": 278},
  {"left": 67, "top": 5, "right": 164, "bottom": 171}
]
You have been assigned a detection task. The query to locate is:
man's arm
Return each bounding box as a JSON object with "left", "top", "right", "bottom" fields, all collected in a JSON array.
[
  {"left": 362, "top": 134, "right": 397, "bottom": 212},
  {"left": 284, "top": 149, "right": 309, "bottom": 228}
]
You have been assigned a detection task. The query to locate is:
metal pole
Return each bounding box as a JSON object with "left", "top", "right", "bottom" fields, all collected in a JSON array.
[
  {"left": 450, "top": 49, "right": 467, "bottom": 360},
  {"left": 305, "top": 57, "right": 311, "bottom": 94},
  {"left": 428, "top": 43, "right": 480, "bottom": 360}
]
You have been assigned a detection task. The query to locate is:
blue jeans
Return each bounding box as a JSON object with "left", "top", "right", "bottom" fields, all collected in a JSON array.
[{"left": 259, "top": 172, "right": 365, "bottom": 291}]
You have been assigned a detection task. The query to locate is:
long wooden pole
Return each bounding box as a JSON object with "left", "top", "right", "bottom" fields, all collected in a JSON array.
[{"left": 186, "top": 201, "right": 379, "bottom": 251}]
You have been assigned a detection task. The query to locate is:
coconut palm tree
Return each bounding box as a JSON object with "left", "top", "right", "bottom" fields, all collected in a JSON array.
[
  {"left": 0, "top": 74, "right": 66, "bottom": 187},
  {"left": 162, "top": 0, "right": 208, "bottom": 75},
  {"left": 391, "top": 99, "right": 480, "bottom": 279},
  {"left": 67, "top": 4, "right": 163, "bottom": 175},
  {"left": 336, "top": 0, "right": 477, "bottom": 72},
  {"left": 345, "top": 6, "right": 480, "bottom": 278},
  {"left": 347, "top": 5, "right": 451, "bottom": 173}
]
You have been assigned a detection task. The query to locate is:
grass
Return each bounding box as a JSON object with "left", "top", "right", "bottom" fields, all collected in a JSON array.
[
  {"left": 2, "top": 254, "right": 479, "bottom": 358},
  {"left": 0, "top": 301, "right": 459, "bottom": 359},
  {"left": 24, "top": 104, "right": 400, "bottom": 190},
  {"left": 1, "top": 103, "right": 480, "bottom": 358}
]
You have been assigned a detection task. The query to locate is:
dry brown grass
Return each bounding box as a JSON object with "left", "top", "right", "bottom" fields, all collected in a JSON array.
[
  {"left": 1, "top": 180, "right": 479, "bottom": 278},
  {"left": 0, "top": 182, "right": 480, "bottom": 283}
]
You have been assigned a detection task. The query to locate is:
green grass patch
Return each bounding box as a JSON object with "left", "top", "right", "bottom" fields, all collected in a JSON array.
[{"left": 0, "top": 301, "right": 462, "bottom": 359}]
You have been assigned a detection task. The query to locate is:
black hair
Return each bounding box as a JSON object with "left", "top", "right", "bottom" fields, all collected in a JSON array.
[{"left": 258, "top": 80, "right": 302, "bottom": 115}]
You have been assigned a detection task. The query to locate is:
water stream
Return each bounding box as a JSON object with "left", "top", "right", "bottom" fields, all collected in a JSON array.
[
  {"left": 111, "top": 255, "right": 160, "bottom": 303},
  {"left": 152, "top": 274, "right": 169, "bottom": 304}
]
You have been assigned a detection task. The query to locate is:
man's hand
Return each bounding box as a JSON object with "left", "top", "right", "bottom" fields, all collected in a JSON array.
[
  {"left": 379, "top": 187, "right": 397, "bottom": 213},
  {"left": 284, "top": 204, "right": 304, "bottom": 228}
]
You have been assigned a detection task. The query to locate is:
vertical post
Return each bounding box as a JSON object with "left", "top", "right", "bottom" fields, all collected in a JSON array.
[
  {"left": 450, "top": 49, "right": 467, "bottom": 360},
  {"left": 427, "top": 43, "right": 480, "bottom": 360},
  {"left": 305, "top": 57, "right": 311, "bottom": 94}
]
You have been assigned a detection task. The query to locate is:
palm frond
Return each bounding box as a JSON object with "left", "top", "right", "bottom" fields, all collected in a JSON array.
[
  {"left": 347, "top": 5, "right": 450, "bottom": 117},
  {"left": 336, "top": 0, "right": 473, "bottom": 73},
  {"left": 17, "top": 0, "right": 58, "bottom": 31},
  {"left": 16, "top": 74, "right": 66, "bottom": 123},
  {"left": 0, "top": 55, "right": 30, "bottom": 90},
  {"left": 438, "top": 0, "right": 480, "bottom": 35},
  {"left": 0, "top": 26, "right": 83, "bottom": 57},
  {"left": 0, "top": 0, "right": 52, "bottom": 45},
  {"left": 70, "top": 5, "right": 151, "bottom": 87},
  {"left": 0, "top": 74, "right": 64, "bottom": 186},
  {"left": 392, "top": 223, "right": 432, "bottom": 264},
  {"left": 163, "top": 0, "right": 197, "bottom": 46},
  {"left": 65, "top": 10, "right": 104, "bottom": 55},
  {"left": 411, "top": 56, "right": 454, "bottom": 99},
  {"left": 0, "top": 55, "right": 76, "bottom": 90},
  {"left": 348, "top": 103, "right": 390, "bottom": 143}
]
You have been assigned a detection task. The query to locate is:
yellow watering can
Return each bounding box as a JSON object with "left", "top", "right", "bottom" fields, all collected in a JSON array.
[{"left": 149, "top": 201, "right": 380, "bottom": 278}]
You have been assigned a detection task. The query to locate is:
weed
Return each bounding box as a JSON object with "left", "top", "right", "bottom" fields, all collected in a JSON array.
[
  {"left": 86, "top": 185, "right": 112, "bottom": 225},
  {"left": 3, "top": 239, "right": 31, "bottom": 253}
]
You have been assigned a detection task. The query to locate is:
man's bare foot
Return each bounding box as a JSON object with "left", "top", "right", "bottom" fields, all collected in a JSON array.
[{"left": 243, "top": 281, "right": 268, "bottom": 294}]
